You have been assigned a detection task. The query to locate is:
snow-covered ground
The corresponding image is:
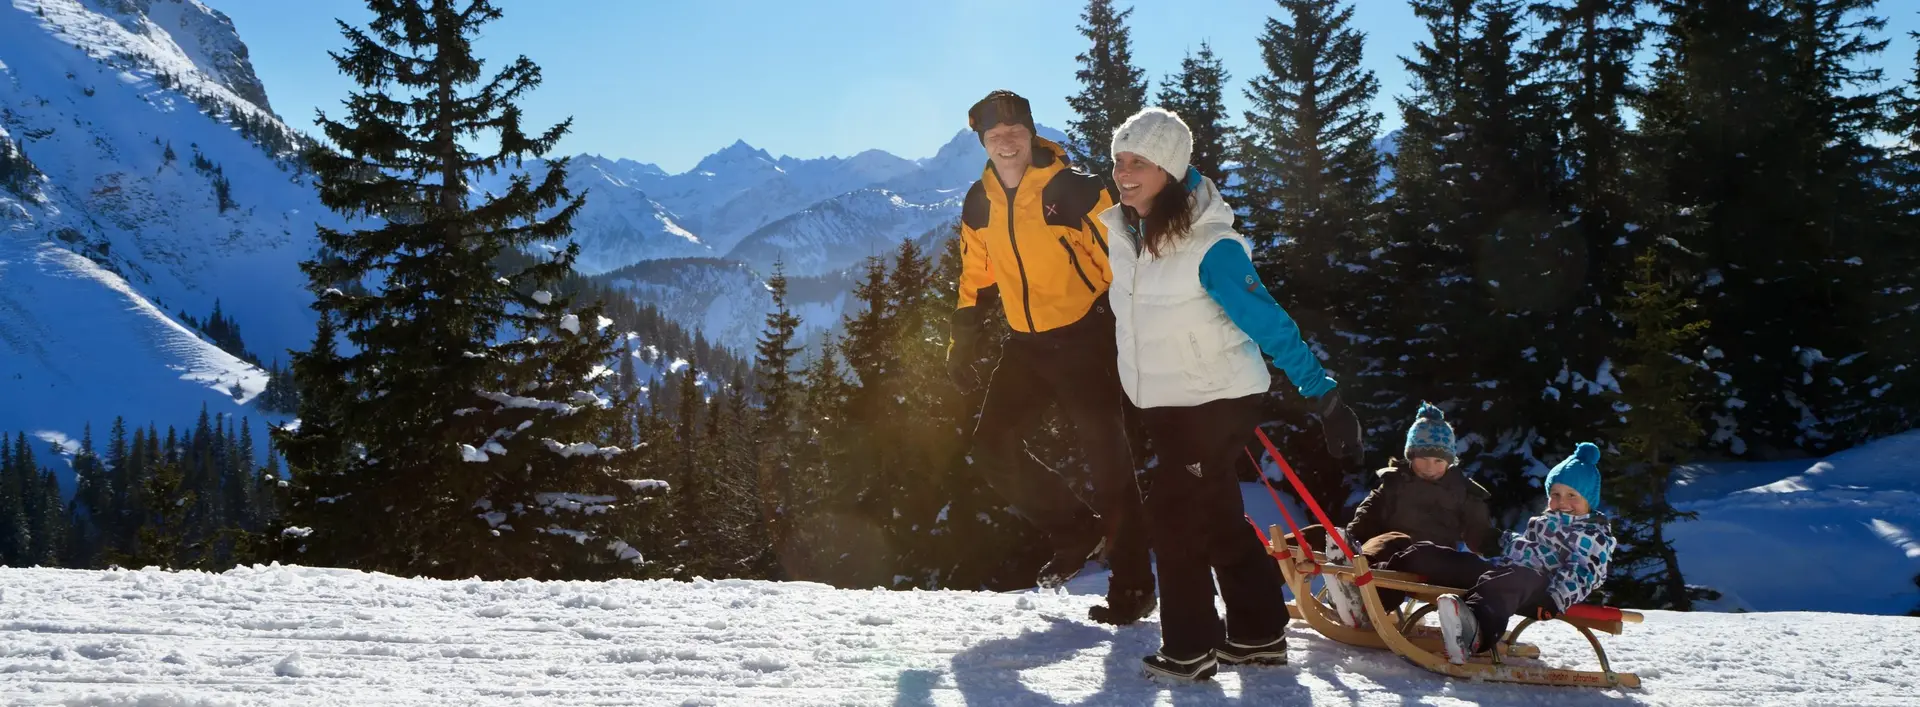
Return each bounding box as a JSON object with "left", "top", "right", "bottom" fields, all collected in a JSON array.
[
  {"left": 1669, "top": 429, "right": 1920, "bottom": 615},
  {"left": 2, "top": 563, "right": 1916, "bottom": 706},
  {"left": 2, "top": 435, "right": 1916, "bottom": 704}
]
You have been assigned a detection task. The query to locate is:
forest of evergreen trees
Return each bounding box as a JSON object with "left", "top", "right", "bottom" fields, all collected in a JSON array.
[
  {"left": 0, "top": 412, "right": 284, "bottom": 572},
  {"left": 28, "top": 0, "right": 1888, "bottom": 614}
]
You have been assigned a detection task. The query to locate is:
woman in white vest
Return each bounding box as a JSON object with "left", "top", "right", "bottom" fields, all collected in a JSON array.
[{"left": 1104, "top": 107, "right": 1363, "bottom": 682}]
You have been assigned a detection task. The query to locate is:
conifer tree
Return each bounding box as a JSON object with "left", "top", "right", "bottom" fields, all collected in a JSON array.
[
  {"left": 1375, "top": 0, "right": 1480, "bottom": 507},
  {"left": 2, "top": 434, "right": 35, "bottom": 564},
  {"left": 1066, "top": 0, "right": 1148, "bottom": 176},
  {"left": 880, "top": 239, "right": 963, "bottom": 586},
  {"left": 833, "top": 255, "right": 905, "bottom": 585},
  {"left": 1638, "top": 0, "right": 1898, "bottom": 457},
  {"left": 1876, "top": 26, "right": 1920, "bottom": 433},
  {"left": 1241, "top": 0, "right": 1382, "bottom": 252},
  {"left": 1772, "top": 0, "right": 1904, "bottom": 448},
  {"left": 133, "top": 453, "right": 193, "bottom": 570},
  {"left": 1236, "top": 0, "right": 1391, "bottom": 504},
  {"left": 783, "top": 336, "right": 852, "bottom": 582},
  {"left": 754, "top": 262, "right": 804, "bottom": 546},
  {"left": 34, "top": 468, "right": 68, "bottom": 567},
  {"left": 671, "top": 366, "right": 708, "bottom": 577},
  {"left": 69, "top": 424, "right": 109, "bottom": 566},
  {"left": 283, "top": 0, "right": 641, "bottom": 578},
  {"left": 275, "top": 315, "right": 351, "bottom": 561},
  {"left": 104, "top": 417, "right": 130, "bottom": 554},
  {"left": 1604, "top": 248, "right": 1710, "bottom": 610},
  {"left": 1157, "top": 41, "right": 1236, "bottom": 186}
]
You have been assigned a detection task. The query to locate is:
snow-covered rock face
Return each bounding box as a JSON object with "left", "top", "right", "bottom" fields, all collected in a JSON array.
[
  {"left": 1, "top": 0, "right": 332, "bottom": 469},
  {"left": 103, "top": 0, "right": 273, "bottom": 111}
]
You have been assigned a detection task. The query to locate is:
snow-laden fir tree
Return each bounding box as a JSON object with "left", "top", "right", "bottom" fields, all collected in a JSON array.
[{"left": 280, "top": 0, "right": 653, "bottom": 579}]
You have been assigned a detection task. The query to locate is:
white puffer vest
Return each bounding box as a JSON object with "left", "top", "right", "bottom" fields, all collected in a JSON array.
[{"left": 1101, "top": 175, "right": 1271, "bottom": 409}]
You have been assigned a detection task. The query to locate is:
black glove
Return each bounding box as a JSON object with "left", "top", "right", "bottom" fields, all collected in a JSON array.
[
  {"left": 947, "top": 305, "right": 985, "bottom": 392},
  {"left": 947, "top": 347, "right": 980, "bottom": 391},
  {"left": 1316, "top": 389, "right": 1363, "bottom": 461}
]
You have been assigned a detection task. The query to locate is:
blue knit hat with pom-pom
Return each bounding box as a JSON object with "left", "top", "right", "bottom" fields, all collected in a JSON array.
[
  {"left": 1403, "top": 403, "right": 1456, "bottom": 462},
  {"left": 1544, "top": 442, "right": 1603, "bottom": 509}
]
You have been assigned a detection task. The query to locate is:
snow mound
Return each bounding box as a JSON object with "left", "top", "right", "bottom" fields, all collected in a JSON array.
[{"left": 1670, "top": 430, "right": 1920, "bottom": 615}]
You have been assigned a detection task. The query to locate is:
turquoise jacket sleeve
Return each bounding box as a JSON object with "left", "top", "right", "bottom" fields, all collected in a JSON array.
[{"left": 1199, "top": 239, "right": 1337, "bottom": 399}]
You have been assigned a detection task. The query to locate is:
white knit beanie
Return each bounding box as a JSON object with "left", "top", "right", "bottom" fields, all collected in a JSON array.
[{"left": 1111, "top": 107, "right": 1192, "bottom": 179}]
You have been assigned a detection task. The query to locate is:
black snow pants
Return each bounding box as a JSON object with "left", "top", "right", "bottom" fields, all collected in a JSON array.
[
  {"left": 969, "top": 295, "right": 1152, "bottom": 596},
  {"left": 1138, "top": 394, "right": 1289, "bottom": 659},
  {"left": 1373, "top": 539, "right": 1555, "bottom": 651}
]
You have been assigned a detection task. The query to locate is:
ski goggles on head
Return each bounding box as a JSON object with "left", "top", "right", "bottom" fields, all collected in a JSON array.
[{"left": 968, "top": 92, "right": 1033, "bottom": 134}]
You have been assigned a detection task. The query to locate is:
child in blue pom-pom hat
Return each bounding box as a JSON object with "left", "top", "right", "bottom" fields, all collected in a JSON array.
[{"left": 1368, "top": 442, "right": 1617, "bottom": 664}]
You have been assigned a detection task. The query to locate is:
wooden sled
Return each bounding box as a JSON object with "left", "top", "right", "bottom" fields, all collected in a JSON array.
[
  {"left": 1245, "top": 430, "right": 1642, "bottom": 689},
  {"left": 1269, "top": 526, "right": 1643, "bottom": 689},
  {"left": 1269, "top": 529, "right": 1542, "bottom": 661}
]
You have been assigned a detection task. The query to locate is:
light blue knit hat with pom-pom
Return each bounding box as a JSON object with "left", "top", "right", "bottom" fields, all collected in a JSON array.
[
  {"left": 1404, "top": 402, "right": 1456, "bottom": 462},
  {"left": 1545, "top": 442, "right": 1603, "bottom": 509}
]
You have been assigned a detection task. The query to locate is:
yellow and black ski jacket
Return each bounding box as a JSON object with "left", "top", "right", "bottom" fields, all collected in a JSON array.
[{"left": 951, "top": 137, "right": 1117, "bottom": 348}]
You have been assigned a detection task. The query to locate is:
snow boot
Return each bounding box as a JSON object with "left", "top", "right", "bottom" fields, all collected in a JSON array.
[
  {"left": 1435, "top": 594, "right": 1481, "bottom": 665},
  {"left": 1142, "top": 650, "right": 1218, "bottom": 682},
  {"left": 1037, "top": 532, "right": 1105, "bottom": 589},
  {"left": 1321, "top": 529, "right": 1369, "bottom": 628},
  {"left": 1088, "top": 588, "right": 1156, "bottom": 625},
  {"left": 1214, "top": 635, "right": 1288, "bottom": 666}
]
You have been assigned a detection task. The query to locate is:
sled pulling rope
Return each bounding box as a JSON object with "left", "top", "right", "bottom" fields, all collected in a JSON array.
[{"left": 1248, "top": 428, "right": 1643, "bottom": 689}]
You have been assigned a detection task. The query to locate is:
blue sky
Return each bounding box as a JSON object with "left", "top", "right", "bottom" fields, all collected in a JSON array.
[{"left": 211, "top": 1, "right": 1918, "bottom": 174}]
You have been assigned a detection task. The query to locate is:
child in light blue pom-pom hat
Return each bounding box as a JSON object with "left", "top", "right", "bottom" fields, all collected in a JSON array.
[{"left": 1368, "top": 442, "right": 1618, "bottom": 664}]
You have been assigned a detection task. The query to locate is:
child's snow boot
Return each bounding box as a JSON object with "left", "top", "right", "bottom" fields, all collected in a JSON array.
[
  {"left": 1435, "top": 594, "right": 1480, "bottom": 665},
  {"left": 1322, "top": 530, "right": 1370, "bottom": 628},
  {"left": 1214, "top": 635, "right": 1287, "bottom": 666},
  {"left": 1142, "top": 650, "right": 1218, "bottom": 682}
]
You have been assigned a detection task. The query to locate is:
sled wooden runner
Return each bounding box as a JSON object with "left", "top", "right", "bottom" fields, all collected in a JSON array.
[
  {"left": 1246, "top": 431, "right": 1644, "bottom": 689},
  {"left": 1268, "top": 529, "right": 1543, "bottom": 660},
  {"left": 1349, "top": 553, "right": 1644, "bottom": 688}
]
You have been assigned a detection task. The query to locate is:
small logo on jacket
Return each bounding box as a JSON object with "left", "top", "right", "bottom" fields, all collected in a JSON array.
[
  {"left": 1186, "top": 462, "right": 1203, "bottom": 477},
  {"left": 1045, "top": 203, "right": 1058, "bottom": 217}
]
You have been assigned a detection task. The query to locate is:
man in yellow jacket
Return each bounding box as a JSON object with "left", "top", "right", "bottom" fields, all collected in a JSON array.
[{"left": 948, "top": 90, "right": 1154, "bottom": 625}]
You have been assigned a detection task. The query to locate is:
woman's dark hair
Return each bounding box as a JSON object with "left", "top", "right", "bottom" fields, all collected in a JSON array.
[{"left": 1126, "top": 170, "right": 1194, "bottom": 257}]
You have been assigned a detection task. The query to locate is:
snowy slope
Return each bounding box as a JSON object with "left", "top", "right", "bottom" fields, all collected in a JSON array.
[
  {"left": 0, "top": 239, "right": 266, "bottom": 474},
  {"left": 725, "top": 188, "right": 959, "bottom": 278},
  {"left": 1668, "top": 429, "right": 1920, "bottom": 615},
  {"left": 472, "top": 154, "right": 714, "bottom": 275},
  {"left": 0, "top": 0, "right": 335, "bottom": 468},
  {"left": 601, "top": 258, "right": 849, "bottom": 356},
  {"left": 0, "top": 564, "right": 1914, "bottom": 705}
]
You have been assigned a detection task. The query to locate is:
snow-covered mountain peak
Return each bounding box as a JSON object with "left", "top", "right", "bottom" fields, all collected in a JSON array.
[
  {"left": 610, "top": 157, "right": 666, "bottom": 178},
  {"left": 922, "top": 128, "right": 982, "bottom": 166},
  {"left": 693, "top": 139, "right": 777, "bottom": 176}
]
